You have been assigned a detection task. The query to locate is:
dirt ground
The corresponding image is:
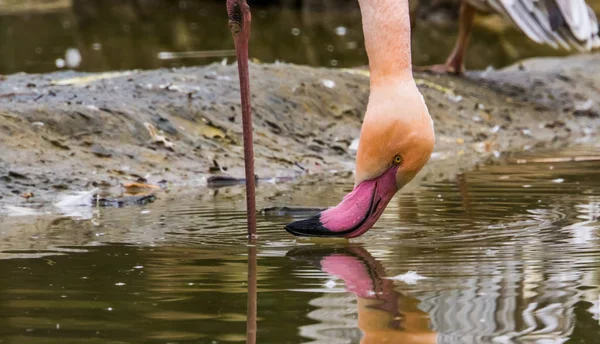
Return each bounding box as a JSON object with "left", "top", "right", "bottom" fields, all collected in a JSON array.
[{"left": 0, "top": 53, "right": 598, "bottom": 210}]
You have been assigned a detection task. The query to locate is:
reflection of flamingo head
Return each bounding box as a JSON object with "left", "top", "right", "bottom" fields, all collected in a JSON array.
[
  {"left": 287, "top": 246, "right": 437, "bottom": 344},
  {"left": 287, "top": 246, "right": 397, "bottom": 313}
]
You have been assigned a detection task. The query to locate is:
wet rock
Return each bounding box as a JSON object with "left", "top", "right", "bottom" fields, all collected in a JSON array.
[
  {"left": 207, "top": 175, "right": 259, "bottom": 188},
  {"left": 545, "top": 120, "right": 566, "bottom": 129},
  {"left": 155, "top": 116, "right": 178, "bottom": 135},
  {"left": 8, "top": 171, "right": 28, "bottom": 179},
  {"left": 573, "top": 109, "right": 600, "bottom": 118},
  {"left": 96, "top": 194, "right": 157, "bottom": 207},
  {"left": 90, "top": 144, "right": 112, "bottom": 158}
]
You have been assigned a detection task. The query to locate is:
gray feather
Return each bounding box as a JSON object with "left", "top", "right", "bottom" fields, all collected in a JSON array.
[{"left": 466, "top": 0, "right": 599, "bottom": 51}]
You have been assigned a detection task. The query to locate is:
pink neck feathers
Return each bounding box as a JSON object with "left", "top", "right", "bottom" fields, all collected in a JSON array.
[{"left": 357, "top": 0, "right": 412, "bottom": 84}]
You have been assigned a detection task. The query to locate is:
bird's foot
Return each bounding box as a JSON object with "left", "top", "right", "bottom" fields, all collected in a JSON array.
[{"left": 414, "top": 64, "right": 464, "bottom": 75}]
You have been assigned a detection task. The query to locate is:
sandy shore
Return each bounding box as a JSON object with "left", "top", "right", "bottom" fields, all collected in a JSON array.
[{"left": 0, "top": 54, "right": 598, "bottom": 208}]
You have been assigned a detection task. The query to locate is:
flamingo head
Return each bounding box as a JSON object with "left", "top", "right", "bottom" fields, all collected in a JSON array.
[{"left": 285, "top": 80, "right": 435, "bottom": 238}]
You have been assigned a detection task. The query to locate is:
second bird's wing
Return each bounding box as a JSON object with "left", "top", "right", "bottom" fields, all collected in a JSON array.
[{"left": 471, "top": 0, "right": 600, "bottom": 51}]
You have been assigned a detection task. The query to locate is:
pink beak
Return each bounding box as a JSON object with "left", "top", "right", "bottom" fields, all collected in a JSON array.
[{"left": 285, "top": 166, "right": 399, "bottom": 238}]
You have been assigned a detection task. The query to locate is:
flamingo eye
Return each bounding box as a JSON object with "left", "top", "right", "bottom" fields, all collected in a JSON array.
[{"left": 393, "top": 155, "right": 402, "bottom": 165}]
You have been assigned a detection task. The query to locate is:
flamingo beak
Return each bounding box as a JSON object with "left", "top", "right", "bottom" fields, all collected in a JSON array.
[{"left": 285, "top": 166, "right": 399, "bottom": 238}]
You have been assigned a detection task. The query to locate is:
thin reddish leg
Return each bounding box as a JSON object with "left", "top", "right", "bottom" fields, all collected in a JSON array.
[
  {"left": 227, "top": 0, "right": 257, "bottom": 238},
  {"left": 443, "top": 2, "right": 476, "bottom": 74},
  {"left": 416, "top": 2, "right": 476, "bottom": 75}
]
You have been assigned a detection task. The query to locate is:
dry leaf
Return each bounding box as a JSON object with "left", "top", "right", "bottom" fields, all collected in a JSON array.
[
  {"left": 20, "top": 192, "right": 34, "bottom": 200},
  {"left": 199, "top": 123, "right": 226, "bottom": 139},
  {"left": 122, "top": 182, "right": 160, "bottom": 195},
  {"left": 144, "top": 123, "right": 174, "bottom": 150}
]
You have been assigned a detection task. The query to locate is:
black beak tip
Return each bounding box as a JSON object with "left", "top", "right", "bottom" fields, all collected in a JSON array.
[{"left": 285, "top": 214, "right": 341, "bottom": 237}]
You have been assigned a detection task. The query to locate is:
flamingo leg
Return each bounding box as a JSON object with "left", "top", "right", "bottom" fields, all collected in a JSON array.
[
  {"left": 226, "top": 0, "right": 257, "bottom": 238},
  {"left": 417, "top": 1, "right": 476, "bottom": 75}
]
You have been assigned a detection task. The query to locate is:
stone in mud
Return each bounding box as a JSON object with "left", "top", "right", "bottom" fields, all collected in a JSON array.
[
  {"left": 96, "top": 194, "right": 157, "bottom": 207},
  {"left": 90, "top": 144, "right": 113, "bottom": 158}
]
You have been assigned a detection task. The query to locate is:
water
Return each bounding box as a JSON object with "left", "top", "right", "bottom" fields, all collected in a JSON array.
[
  {"left": 2, "top": 0, "right": 600, "bottom": 75},
  {"left": 0, "top": 147, "right": 599, "bottom": 343}
]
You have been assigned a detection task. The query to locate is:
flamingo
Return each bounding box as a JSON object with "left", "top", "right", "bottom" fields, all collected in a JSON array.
[
  {"left": 227, "top": 0, "right": 435, "bottom": 238},
  {"left": 419, "top": 0, "right": 600, "bottom": 75}
]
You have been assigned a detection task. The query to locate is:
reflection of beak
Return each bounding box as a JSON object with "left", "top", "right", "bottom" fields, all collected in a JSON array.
[
  {"left": 287, "top": 246, "right": 391, "bottom": 299},
  {"left": 285, "top": 166, "right": 399, "bottom": 238}
]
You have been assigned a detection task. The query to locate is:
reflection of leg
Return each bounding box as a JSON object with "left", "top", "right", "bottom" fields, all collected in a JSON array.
[
  {"left": 416, "top": 1, "right": 476, "bottom": 75},
  {"left": 246, "top": 243, "right": 257, "bottom": 344},
  {"left": 398, "top": 193, "right": 419, "bottom": 223},
  {"left": 456, "top": 173, "right": 472, "bottom": 216}
]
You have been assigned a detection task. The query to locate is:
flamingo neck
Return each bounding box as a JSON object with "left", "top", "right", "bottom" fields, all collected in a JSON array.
[{"left": 357, "top": 0, "right": 413, "bottom": 85}]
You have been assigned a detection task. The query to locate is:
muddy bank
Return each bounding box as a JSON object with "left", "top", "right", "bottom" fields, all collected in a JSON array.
[{"left": 0, "top": 53, "right": 598, "bottom": 210}]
